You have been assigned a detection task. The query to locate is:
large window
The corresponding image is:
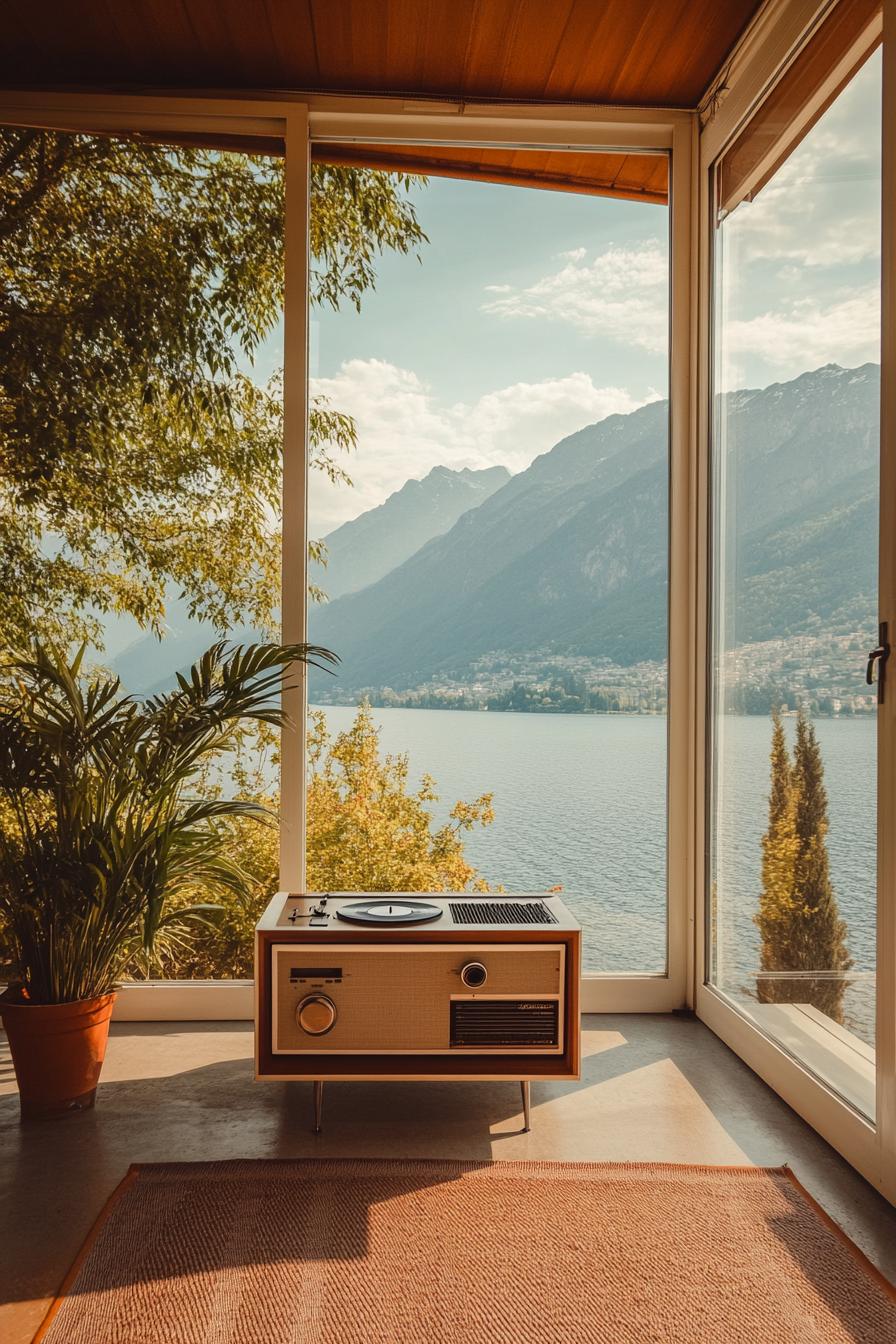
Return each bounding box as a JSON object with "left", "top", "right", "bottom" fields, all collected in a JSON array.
[
  {"left": 305, "top": 149, "right": 671, "bottom": 976},
  {"left": 708, "top": 51, "right": 882, "bottom": 1119}
]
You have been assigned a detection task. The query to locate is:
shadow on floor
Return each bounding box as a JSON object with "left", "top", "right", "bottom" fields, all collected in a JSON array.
[
  {"left": 24, "top": 1156, "right": 502, "bottom": 1298},
  {"left": 767, "top": 1182, "right": 896, "bottom": 1339}
]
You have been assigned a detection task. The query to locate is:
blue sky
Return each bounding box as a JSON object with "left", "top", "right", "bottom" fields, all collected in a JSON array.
[
  {"left": 312, "top": 180, "right": 668, "bottom": 402},
  {"left": 304, "top": 173, "right": 669, "bottom": 532}
]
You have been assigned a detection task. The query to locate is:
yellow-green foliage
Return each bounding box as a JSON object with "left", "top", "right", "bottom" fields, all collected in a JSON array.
[
  {"left": 307, "top": 705, "right": 493, "bottom": 894},
  {"left": 755, "top": 707, "right": 852, "bottom": 1022},
  {"left": 159, "top": 704, "right": 494, "bottom": 979},
  {"left": 0, "top": 131, "right": 425, "bottom": 652}
]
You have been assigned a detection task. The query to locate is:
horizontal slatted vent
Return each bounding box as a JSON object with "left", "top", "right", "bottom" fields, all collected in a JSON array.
[
  {"left": 450, "top": 999, "right": 559, "bottom": 1048},
  {"left": 449, "top": 900, "right": 557, "bottom": 925}
]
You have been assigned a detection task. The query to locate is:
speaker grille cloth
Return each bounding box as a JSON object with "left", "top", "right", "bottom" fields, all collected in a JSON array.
[{"left": 451, "top": 999, "right": 560, "bottom": 1047}]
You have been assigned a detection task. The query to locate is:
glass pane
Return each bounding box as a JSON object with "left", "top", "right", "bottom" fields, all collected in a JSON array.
[
  {"left": 0, "top": 127, "right": 284, "bottom": 983},
  {"left": 307, "top": 151, "right": 670, "bottom": 974},
  {"left": 709, "top": 52, "right": 881, "bottom": 1118}
]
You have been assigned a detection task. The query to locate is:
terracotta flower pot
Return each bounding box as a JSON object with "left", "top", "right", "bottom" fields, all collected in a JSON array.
[{"left": 0, "top": 988, "right": 116, "bottom": 1119}]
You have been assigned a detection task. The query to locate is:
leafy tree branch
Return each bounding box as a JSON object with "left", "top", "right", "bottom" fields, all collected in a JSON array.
[{"left": 0, "top": 130, "right": 426, "bottom": 650}]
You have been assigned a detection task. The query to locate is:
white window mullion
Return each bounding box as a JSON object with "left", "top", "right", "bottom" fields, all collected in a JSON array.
[{"left": 279, "top": 107, "right": 311, "bottom": 892}]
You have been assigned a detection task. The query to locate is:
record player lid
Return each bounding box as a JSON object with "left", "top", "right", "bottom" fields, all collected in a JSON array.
[{"left": 336, "top": 898, "right": 442, "bottom": 926}]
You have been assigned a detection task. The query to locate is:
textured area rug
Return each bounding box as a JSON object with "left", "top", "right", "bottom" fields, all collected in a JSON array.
[{"left": 35, "top": 1160, "right": 896, "bottom": 1344}]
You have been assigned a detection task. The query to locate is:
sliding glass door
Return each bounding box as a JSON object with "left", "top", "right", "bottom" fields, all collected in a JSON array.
[{"left": 707, "top": 49, "right": 883, "bottom": 1124}]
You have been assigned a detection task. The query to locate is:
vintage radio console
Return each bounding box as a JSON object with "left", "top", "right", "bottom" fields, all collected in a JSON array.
[{"left": 255, "top": 892, "right": 581, "bottom": 1131}]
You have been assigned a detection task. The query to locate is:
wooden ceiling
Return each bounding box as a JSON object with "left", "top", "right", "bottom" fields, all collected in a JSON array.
[
  {"left": 1, "top": 1, "right": 761, "bottom": 107},
  {"left": 0, "top": 1, "right": 762, "bottom": 207}
]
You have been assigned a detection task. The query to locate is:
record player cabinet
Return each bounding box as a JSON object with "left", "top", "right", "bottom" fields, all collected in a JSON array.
[{"left": 255, "top": 892, "right": 581, "bottom": 1129}]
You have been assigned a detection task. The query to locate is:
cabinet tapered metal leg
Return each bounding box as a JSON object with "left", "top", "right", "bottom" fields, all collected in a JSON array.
[
  {"left": 520, "top": 1080, "right": 531, "bottom": 1132},
  {"left": 313, "top": 1080, "right": 324, "bottom": 1134}
]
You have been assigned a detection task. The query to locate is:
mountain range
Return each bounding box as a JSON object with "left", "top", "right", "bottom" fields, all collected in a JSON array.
[
  {"left": 111, "top": 464, "right": 508, "bottom": 693},
  {"left": 111, "top": 362, "right": 880, "bottom": 700},
  {"left": 308, "top": 363, "right": 879, "bottom": 696},
  {"left": 313, "top": 464, "right": 509, "bottom": 600}
]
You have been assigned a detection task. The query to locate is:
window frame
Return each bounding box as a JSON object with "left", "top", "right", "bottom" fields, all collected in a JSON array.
[
  {"left": 0, "top": 87, "right": 694, "bottom": 1017},
  {"left": 694, "top": 1, "right": 896, "bottom": 1203},
  {"left": 301, "top": 108, "right": 691, "bottom": 1014}
]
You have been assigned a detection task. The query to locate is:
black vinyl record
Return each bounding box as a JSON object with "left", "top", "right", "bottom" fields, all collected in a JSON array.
[{"left": 336, "top": 898, "right": 442, "bottom": 925}]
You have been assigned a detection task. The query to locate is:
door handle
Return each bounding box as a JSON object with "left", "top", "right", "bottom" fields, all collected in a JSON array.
[{"left": 866, "top": 621, "right": 890, "bottom": 703}]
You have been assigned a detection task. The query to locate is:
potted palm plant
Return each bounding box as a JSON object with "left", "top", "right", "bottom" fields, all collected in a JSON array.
[{"left": 0, "top": 639, "right": 336, "bottom": 1118}]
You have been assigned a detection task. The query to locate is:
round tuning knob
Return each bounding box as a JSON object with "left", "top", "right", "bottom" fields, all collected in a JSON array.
[
  {"left": 296, "top": 993, "right": 337, "bottom": 1036},
  {"left": 460, "top": 961, "right": 488, "bottom": 988}
]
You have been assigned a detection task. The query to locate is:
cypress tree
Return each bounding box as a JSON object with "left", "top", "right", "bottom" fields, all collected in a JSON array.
[
  {"left": 756, "top": 708, "right": 799, "bottom": 1005},
  {"left": 755, "top": 707, "right": 852, "bottom": 1022},
  {"left": 790, "top": 710, "right": 852, "bottom": 1020}
]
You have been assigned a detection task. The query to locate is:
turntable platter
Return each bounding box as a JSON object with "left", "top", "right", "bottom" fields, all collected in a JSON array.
[{"left": 336, "top": 898, "right": 442, "bottom": 925}]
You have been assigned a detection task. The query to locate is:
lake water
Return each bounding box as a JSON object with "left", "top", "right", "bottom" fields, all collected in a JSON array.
[{"left": 314, "top": 706, "right": 876, "bottom": 1042}]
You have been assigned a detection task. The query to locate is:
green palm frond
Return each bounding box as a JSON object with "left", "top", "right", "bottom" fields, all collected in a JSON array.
[{"left": 0, "top": 638, "right": 337, "bottom": 1003}]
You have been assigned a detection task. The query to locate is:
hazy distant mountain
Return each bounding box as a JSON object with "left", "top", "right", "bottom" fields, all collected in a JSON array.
[
  {"left": 314, "top": 464, "right": 510, "bottom": 600},
  {"left": 111, "top": 464, "right": 508, "bottom": 694},
  {"left": 111, "top": 597, "right": 256, "bottom": 695},
  {"left": 308, "top": 364, "right": 880, "bottom": 694},
  {"left": 112, "top": 364, "right": 879, "bottom": 700}
]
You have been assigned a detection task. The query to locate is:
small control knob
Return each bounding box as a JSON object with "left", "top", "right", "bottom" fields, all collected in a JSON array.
[
  {"left": 296, "top": 993, "right": 337, "bottom": 1036},
  {"left": 460, "top": 961, "right": 488, "bottom": 989}
]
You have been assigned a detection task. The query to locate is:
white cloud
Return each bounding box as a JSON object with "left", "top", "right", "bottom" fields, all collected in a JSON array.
[
  {"left": 480, "top": 242, "right": 668, "bottom": 353},
  {"left": 726, "top": 141, "right": 880, "bottom": 269},
  {"left": 716, "top": 53, "right": 882, "bottom": 390},
  {"left": 719, "top": 286, "right": 880, "bottom": 389},
  {"left": 722, "top": 50, "right": 881, "bottom": 270},
  {"left": 309, "top": 359, "right": 657, "bottom": 532}
]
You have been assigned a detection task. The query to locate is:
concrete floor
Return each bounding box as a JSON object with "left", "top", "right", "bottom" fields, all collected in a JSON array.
[{"left": 2, "top": 1013, "right": 895, "bottom": 1344}]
